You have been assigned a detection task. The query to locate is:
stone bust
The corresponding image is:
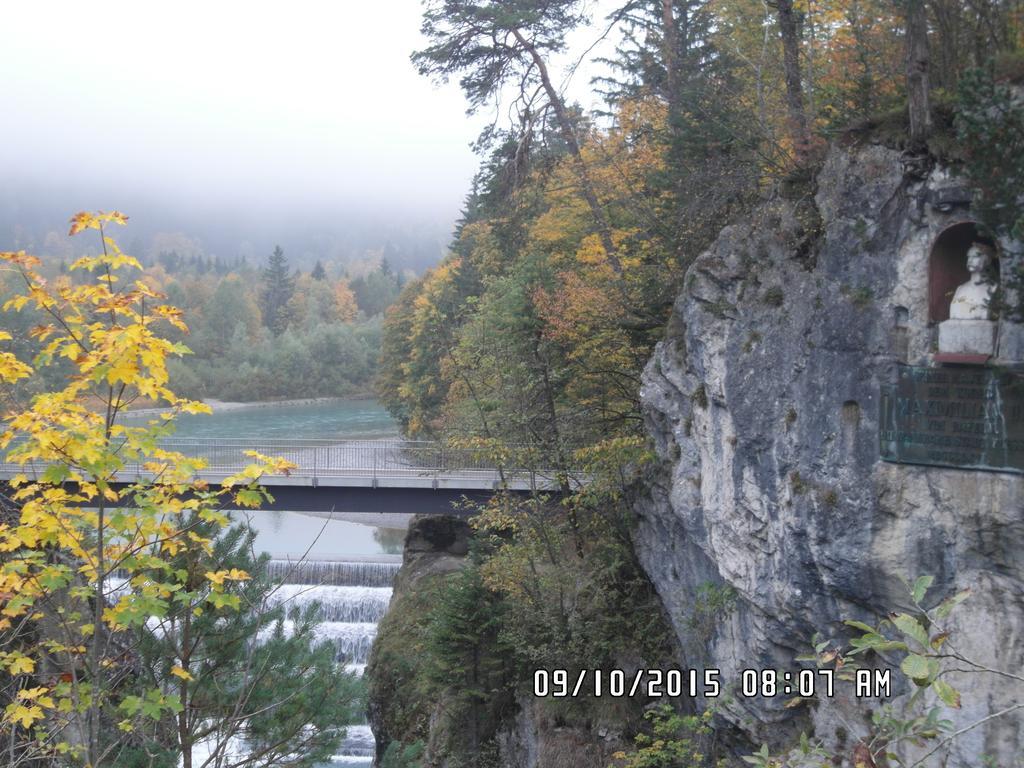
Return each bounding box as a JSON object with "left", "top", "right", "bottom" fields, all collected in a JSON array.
[{"left": 949, "top": 243, "right": 996, "bottom": 320}]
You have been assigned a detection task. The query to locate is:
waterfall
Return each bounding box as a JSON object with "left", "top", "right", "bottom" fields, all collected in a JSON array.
[
  {"left": 270, "top": 558, "right": 397, "bottom": 767},
  {"left": 111, "top": 551, "right": 398, "bottom": 766},
  {"left": 267, "top": 558, "right": 400, "bottom": 587},
  {"left": 333, "top": 724, "right": 375, "bottom": 758},
  {"left": 270, "top": 584, "right": 392, "bottom": 623},
  {"left": 262, "top": 619, "right": 378, "bottom": 667}
]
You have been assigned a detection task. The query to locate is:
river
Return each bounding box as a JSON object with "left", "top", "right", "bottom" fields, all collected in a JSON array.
[{"left": 162, "top": 398, "right": 399, "bottom": 440}]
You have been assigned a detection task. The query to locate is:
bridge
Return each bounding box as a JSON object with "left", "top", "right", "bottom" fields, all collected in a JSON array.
[{"left": 0, "top": 438, "right": 574, "bottom": 514}]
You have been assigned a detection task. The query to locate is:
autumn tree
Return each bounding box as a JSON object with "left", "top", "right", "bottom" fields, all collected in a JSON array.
[
  {"left": 0, "top": 212, "right": 291, "bottom": 766},
  {"left": 808, "top": 0, "right": 903, "bottom": 126},
  {"left": 768, "top": 0, "right": 812, "bottom": 162},
  {"left": 905, "top": 0, "right": 931, "bottom": 146},
  {"left": 332, "top": 278, "right": 359, "bottom": 323},
  {"left": 598, "top": 0, "right": 759, "bottom": 251},
  {"left": 376, "top": 281, "right": 422, "bottom": 434}
]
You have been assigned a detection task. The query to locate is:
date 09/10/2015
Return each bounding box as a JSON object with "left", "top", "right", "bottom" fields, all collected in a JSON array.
[{"left": 532, "top": 667, "right": 892, "bottom": 699}]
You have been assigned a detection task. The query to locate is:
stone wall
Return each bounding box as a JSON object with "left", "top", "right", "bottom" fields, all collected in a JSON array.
[{"left": 636, "top": 143, "right": 1023, "bottom": 765}]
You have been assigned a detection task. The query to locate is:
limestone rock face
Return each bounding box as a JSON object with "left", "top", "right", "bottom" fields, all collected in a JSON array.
[
  {"left": 394, "top": 514, "right": 471, "bottom": 592},
  {"left": 636, "top": 144, "right": 1023, "bottom": 764}
]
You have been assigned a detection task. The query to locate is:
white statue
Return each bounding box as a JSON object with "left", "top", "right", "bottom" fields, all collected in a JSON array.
[
  {"left": 948, "top": 243, "right": 996, "bottom": 320},
  {"left": 938, "top": 242, "right": 998, "bottom": 356}
]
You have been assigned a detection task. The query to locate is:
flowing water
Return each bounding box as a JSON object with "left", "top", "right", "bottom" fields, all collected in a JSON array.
[
  {"left": 249, "top": 522, "right": 403, "bottom": 766},
  {"left": 176, "top": 399, "right": 404, "bottom": 766},
  {"left": 266, "top": 554, "right": 401, "bottom": 766}
]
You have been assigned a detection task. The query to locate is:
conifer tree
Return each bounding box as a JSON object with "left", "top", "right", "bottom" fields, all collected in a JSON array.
[
  {"left": 125, "top": 520, "right": 362, "bottom": 768},
  {"left": 413, "top": 0, "right": 623, "bottom": 273},
  {"left": 259, "top": 245, "right": 295, "bottom": 335},
  {"left": 311, "top": 259, "right": 327, "bottom": 281}
]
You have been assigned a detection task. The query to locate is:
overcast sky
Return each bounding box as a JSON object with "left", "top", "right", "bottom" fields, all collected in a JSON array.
[{"left": 1, "top": 0, "right": 617, "bottom": 250}]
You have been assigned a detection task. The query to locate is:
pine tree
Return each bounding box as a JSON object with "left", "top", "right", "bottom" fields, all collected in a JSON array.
[
  {"left": 124, "top": 519, "right": 363, "bottom": 768},
  {"left": 311, "top": 259, "right": 327, "bottom": 281},
  {"left": 260, "top": 245, "right": 295, "bottom": 335},
  {"left": 413, "top": 0, "right": 623, "bottom": 274},
  {"left": 426, "top": 565, "right": 515, "bottom": 754}
]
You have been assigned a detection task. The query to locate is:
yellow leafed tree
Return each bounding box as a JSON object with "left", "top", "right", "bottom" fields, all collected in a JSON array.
[{"left": 0, "top": 211, "right": 292, "bottom": 766}]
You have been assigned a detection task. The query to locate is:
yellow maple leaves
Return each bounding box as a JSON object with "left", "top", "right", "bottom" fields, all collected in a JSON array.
[
  {"left": 170, "top": 665, "right": 193, "bottom": 681},
  {"left": 0, "top": 329, "right": 32, "bottom": 383},
  {"left": 0, "top": 212, "right": 293, "bottom": 748},
  {"left": 4, "top": 687, "right": 54, "bottom": 729},
  {"left": 1, "top": 652, "right": 36, "bottom": 675},
  {"left": 6, "top": 703, "right": 45, "bottom": 729},
  {"left": 204, "top": 568, "right": 250, "bottom": 587},
  {"left": 68, "top": 209, "right": 128, "bottom": 237}
]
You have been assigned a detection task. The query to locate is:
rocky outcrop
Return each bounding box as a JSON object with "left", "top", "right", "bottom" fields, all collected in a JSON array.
[
  {"left": 496, "top": 695, "right": 630, "bottom": 768},
  {"left": 367, "top": 515, "right": 639, "bottom": 768},
  {"left": 393, "top": 514, "right": 470, "bottom": 592},
  {"left": 367, "top": 515, "right": 473, "bottom": 765},
  {"left": 636, "top": 144, "right": 1023, "bottom": 764}
]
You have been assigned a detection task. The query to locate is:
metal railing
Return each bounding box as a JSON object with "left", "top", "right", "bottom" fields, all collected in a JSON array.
[
  {"left": 158, "top": 438, "right": 504, "bottom": 478},
  {"left": 0, "top": 438, "right": 569, "bottom": 486}
]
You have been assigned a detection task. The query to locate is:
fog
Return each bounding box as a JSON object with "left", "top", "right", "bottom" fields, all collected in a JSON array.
[
  {"left": 0, "top": 1, "right": 480, "bottom": 271},
  {"left": 0, "top": 1, "right": 618, "bottom": 272}
]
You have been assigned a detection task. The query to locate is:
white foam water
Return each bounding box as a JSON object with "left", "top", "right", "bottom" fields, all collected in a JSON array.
[
  {"left": 269, "top": 584, "right": 393, "bottom": 623},
  {"left": 268, "top": 559, "right": 400, "bottom": 587},
  {"left": 256, "top": 619, "right": 376, "bottom": 665},
  {"left": 275, "top": 560, "right": 395, "bottom": 764}
]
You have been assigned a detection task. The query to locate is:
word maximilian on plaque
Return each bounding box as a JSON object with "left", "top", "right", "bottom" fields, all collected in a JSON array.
[{"left": 880, "top": 365, "right": 1024, "bottom": 474}]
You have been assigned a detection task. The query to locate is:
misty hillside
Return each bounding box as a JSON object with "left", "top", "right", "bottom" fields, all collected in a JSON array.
[{"left": 0, "top": 183, "right": 453, "bottom": 276}]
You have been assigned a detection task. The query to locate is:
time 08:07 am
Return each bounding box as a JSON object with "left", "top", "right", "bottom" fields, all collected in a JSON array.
[{"left": 533, "top": 668, "right": 890, "bottom": 699}]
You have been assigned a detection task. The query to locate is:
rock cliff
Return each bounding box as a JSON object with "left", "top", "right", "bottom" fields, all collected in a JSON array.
[
  {"left": 367, "top": 515, "right": 473, "bottom": 764},
  {"left": 636, "top": 143, "right": 1023, "bottom": 764}
]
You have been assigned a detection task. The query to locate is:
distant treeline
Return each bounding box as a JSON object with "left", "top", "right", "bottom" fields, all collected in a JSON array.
[{"left": 1, "top": 245, "right": 404, "bottom": 402}]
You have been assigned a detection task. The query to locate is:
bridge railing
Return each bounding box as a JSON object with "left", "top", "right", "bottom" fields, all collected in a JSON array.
[
  {"left": 0, "top": 437, "right": 564, "bottom": 485},
  {"left": 157, "top": 438, "right": 510, "bottom": 477}
]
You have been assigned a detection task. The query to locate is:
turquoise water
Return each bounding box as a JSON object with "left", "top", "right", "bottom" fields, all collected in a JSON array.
[{"left": 134, "top": 399, "right": 400, "bottom": 440}]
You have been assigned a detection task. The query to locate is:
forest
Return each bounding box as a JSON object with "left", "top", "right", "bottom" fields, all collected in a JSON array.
[
  {"left": 379, "top": 0, "right": 1023, "bottom": 444},
  {"left": 0, "top": 243, "right": 404, "bottom": 402}
]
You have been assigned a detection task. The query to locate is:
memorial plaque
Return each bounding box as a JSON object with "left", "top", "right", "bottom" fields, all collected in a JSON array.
[{"left": 880, "top": 366, "right": 1024, "bottom": 474}]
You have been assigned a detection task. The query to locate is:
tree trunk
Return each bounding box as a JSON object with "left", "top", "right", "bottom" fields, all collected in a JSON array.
[
  {"left": 178, "top": 611, "right": 193, "bottom": 768},
  {"left": 511, "top": 29, "right": 623, "bottom": 276},
  {"left": 906, "top": 0, "right": 932, "bottom": 147},
  {"left": 773, "top": 0, "right": 811, "bottom": 163},
  {"left": 662, "top": 0, "right": 677, "bottom": 103}
]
